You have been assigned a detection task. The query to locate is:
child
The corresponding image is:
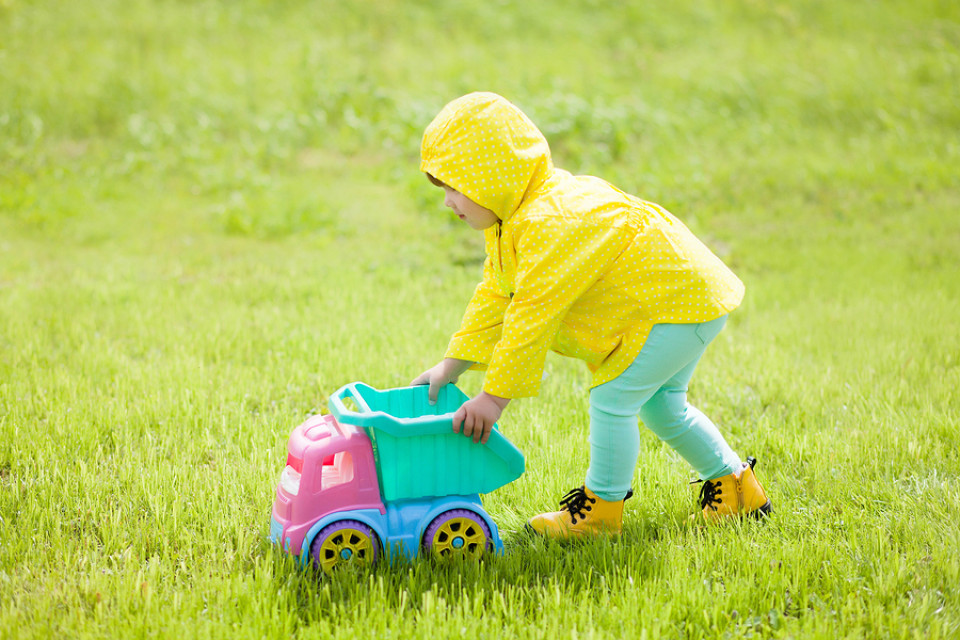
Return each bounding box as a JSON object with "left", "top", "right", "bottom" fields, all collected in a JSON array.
[{"left": 411, "top": 92, "right": 771, "bottom": 538}]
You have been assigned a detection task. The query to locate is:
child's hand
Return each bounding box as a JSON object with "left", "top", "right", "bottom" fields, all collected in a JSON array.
[
  {"left": 411, "top": 358, "right": 475, "bottom": 404},
  {"left": 452, "top": 392, "right": 510, "bottom": 445}
]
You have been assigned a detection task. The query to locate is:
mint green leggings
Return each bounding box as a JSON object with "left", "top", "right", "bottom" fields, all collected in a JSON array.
[{"left": 585, "top": 315, "right": 742, "bottom": 502}]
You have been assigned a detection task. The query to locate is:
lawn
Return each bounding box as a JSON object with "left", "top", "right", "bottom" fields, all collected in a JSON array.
[{"left": 1, "top": 0, "right": 959, "bottom": 638}]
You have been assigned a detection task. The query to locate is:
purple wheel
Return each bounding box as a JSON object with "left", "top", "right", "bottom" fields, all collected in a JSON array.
[
  {"left": 422, "top": 509, "right": 491, "bottom": 559},
  {"left": 309, "top": 520, "right": 380, "bottom": 574}
]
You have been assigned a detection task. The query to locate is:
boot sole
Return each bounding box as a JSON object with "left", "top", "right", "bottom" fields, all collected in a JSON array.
[
  {"left": 523, "top": 523, "right": 622, "bottom": 540},
  {"left": 697, "top": 500, "right": 773, "bottom": 524},
  {"left": 752, "top": 500, "right": 773, "bottom": 518}
]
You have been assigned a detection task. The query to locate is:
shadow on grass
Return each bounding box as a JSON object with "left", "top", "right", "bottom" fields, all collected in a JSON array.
[{"left": 264, "top": 513, "right": 698, "bottom": 617}]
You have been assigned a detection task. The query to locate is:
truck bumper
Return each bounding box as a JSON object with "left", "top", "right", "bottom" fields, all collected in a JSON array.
[{"left": 269, "top": 515, "right": 284, "bottom": 548}]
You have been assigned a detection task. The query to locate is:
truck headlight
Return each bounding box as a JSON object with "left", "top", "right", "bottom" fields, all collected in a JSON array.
[{"left": 280, "top": 465, "right": 301, "bottom": 496}]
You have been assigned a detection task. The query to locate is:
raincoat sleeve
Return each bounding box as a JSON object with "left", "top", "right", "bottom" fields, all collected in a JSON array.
[
  {"left": 444, "top": 256, "right": 510, "bottom": 369},
  {"left": 482, "top": 217, "right": 628, "bottom": 398}
]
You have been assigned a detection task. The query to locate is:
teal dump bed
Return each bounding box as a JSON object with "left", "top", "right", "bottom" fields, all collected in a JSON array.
[{"left": 329, "top": 383, "right": 525, "bottom": 502}]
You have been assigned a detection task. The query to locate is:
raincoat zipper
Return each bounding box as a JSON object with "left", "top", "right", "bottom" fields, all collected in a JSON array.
[{"left": 494, "top": 222, "right": 513, "bottom": 298}]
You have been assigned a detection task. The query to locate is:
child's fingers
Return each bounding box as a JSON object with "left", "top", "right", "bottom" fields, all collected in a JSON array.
[
  {"left": 462, "top": 412, "right": 476, "bottom": 440},
  {"left": 452, "top": 406, "right": 465, "bottom": 434},
  {"left": 428, "top": 380, "right": 441, "bottom": 405},
  {"left": 469, "top": 417, "right": 483, "bottom": 444},
  {"left": 473, "top": 421, "right": 487, "bottom": 444},
  {"left": 479, "top": 424, "right": 491, "bottom": 445}
]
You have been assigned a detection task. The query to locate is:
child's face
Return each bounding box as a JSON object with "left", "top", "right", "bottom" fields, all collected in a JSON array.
[{"left": 442, "top": 186, "right": 499, "bottom": 230}]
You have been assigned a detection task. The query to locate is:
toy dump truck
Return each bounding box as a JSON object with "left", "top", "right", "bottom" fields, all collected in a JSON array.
[{"left": 269, "top": 382, "right": 525, "bottom": 573}]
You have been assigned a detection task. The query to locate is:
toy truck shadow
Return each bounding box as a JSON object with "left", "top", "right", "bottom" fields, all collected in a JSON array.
[{"left": 269, "top": 382, "right": 525, "bottom": 573}]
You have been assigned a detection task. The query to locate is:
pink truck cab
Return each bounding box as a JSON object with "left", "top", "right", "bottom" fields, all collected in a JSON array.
[{"left": 271, "top": 413, "right": 384, "bottom": 556}]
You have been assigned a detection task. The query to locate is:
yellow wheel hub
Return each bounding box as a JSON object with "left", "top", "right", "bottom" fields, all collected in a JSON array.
[
  {"left": 316, "top": 527, "right": 376, "bottom": 573},
  {"left": 428, "top": 517, "right": 487, "bottom": 558}
]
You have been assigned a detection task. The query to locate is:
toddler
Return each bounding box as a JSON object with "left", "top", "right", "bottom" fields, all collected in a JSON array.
[{"left": 411, "top": 92, "right": 770, "bottom": 537}]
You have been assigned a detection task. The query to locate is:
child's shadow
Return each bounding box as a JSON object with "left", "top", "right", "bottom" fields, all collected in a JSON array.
[{"left": 484, "top": 518, "right": 670, "bottom": 587}]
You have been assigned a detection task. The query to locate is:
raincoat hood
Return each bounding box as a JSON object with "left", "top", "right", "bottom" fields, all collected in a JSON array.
[{"left": 420, "top": 92, "right": 554, "bottom": 221}]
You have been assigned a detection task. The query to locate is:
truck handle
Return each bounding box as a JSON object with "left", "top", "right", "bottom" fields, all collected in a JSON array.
[{"left": 329, "top": 383, "right": 374, "bottom": 423}]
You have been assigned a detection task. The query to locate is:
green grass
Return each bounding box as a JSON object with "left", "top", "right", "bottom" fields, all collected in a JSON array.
[{"left": 2, "top": 0, "right": 959, "bottom": 637}]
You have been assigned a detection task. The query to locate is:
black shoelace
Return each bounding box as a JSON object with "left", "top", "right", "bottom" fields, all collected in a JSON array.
[
  {"left": 693, "top": 457, "right": 757, "bottom": 511},
  {"left": 693, "top": 478, "right": 723, "bottom": 511},
  {"left": 558, "top": 486, "right": 596, "bottom": 525}
]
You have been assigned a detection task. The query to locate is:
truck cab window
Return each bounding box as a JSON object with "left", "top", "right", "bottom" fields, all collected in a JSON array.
[{"left": 315, "top": 451, "right": 355, "bottom": 493}]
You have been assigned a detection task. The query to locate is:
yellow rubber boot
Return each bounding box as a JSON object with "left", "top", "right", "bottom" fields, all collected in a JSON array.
[
  {"left": 697, "top": 456, "right": 772, "bottom": 523},
  {"left": 527, "top": 486, "right": 632, "bottom": 539}
]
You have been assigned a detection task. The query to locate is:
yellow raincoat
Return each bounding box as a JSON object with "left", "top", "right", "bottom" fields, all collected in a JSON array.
[{"left": 420, "top": 93, "right": 744, "bottom": 399}]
